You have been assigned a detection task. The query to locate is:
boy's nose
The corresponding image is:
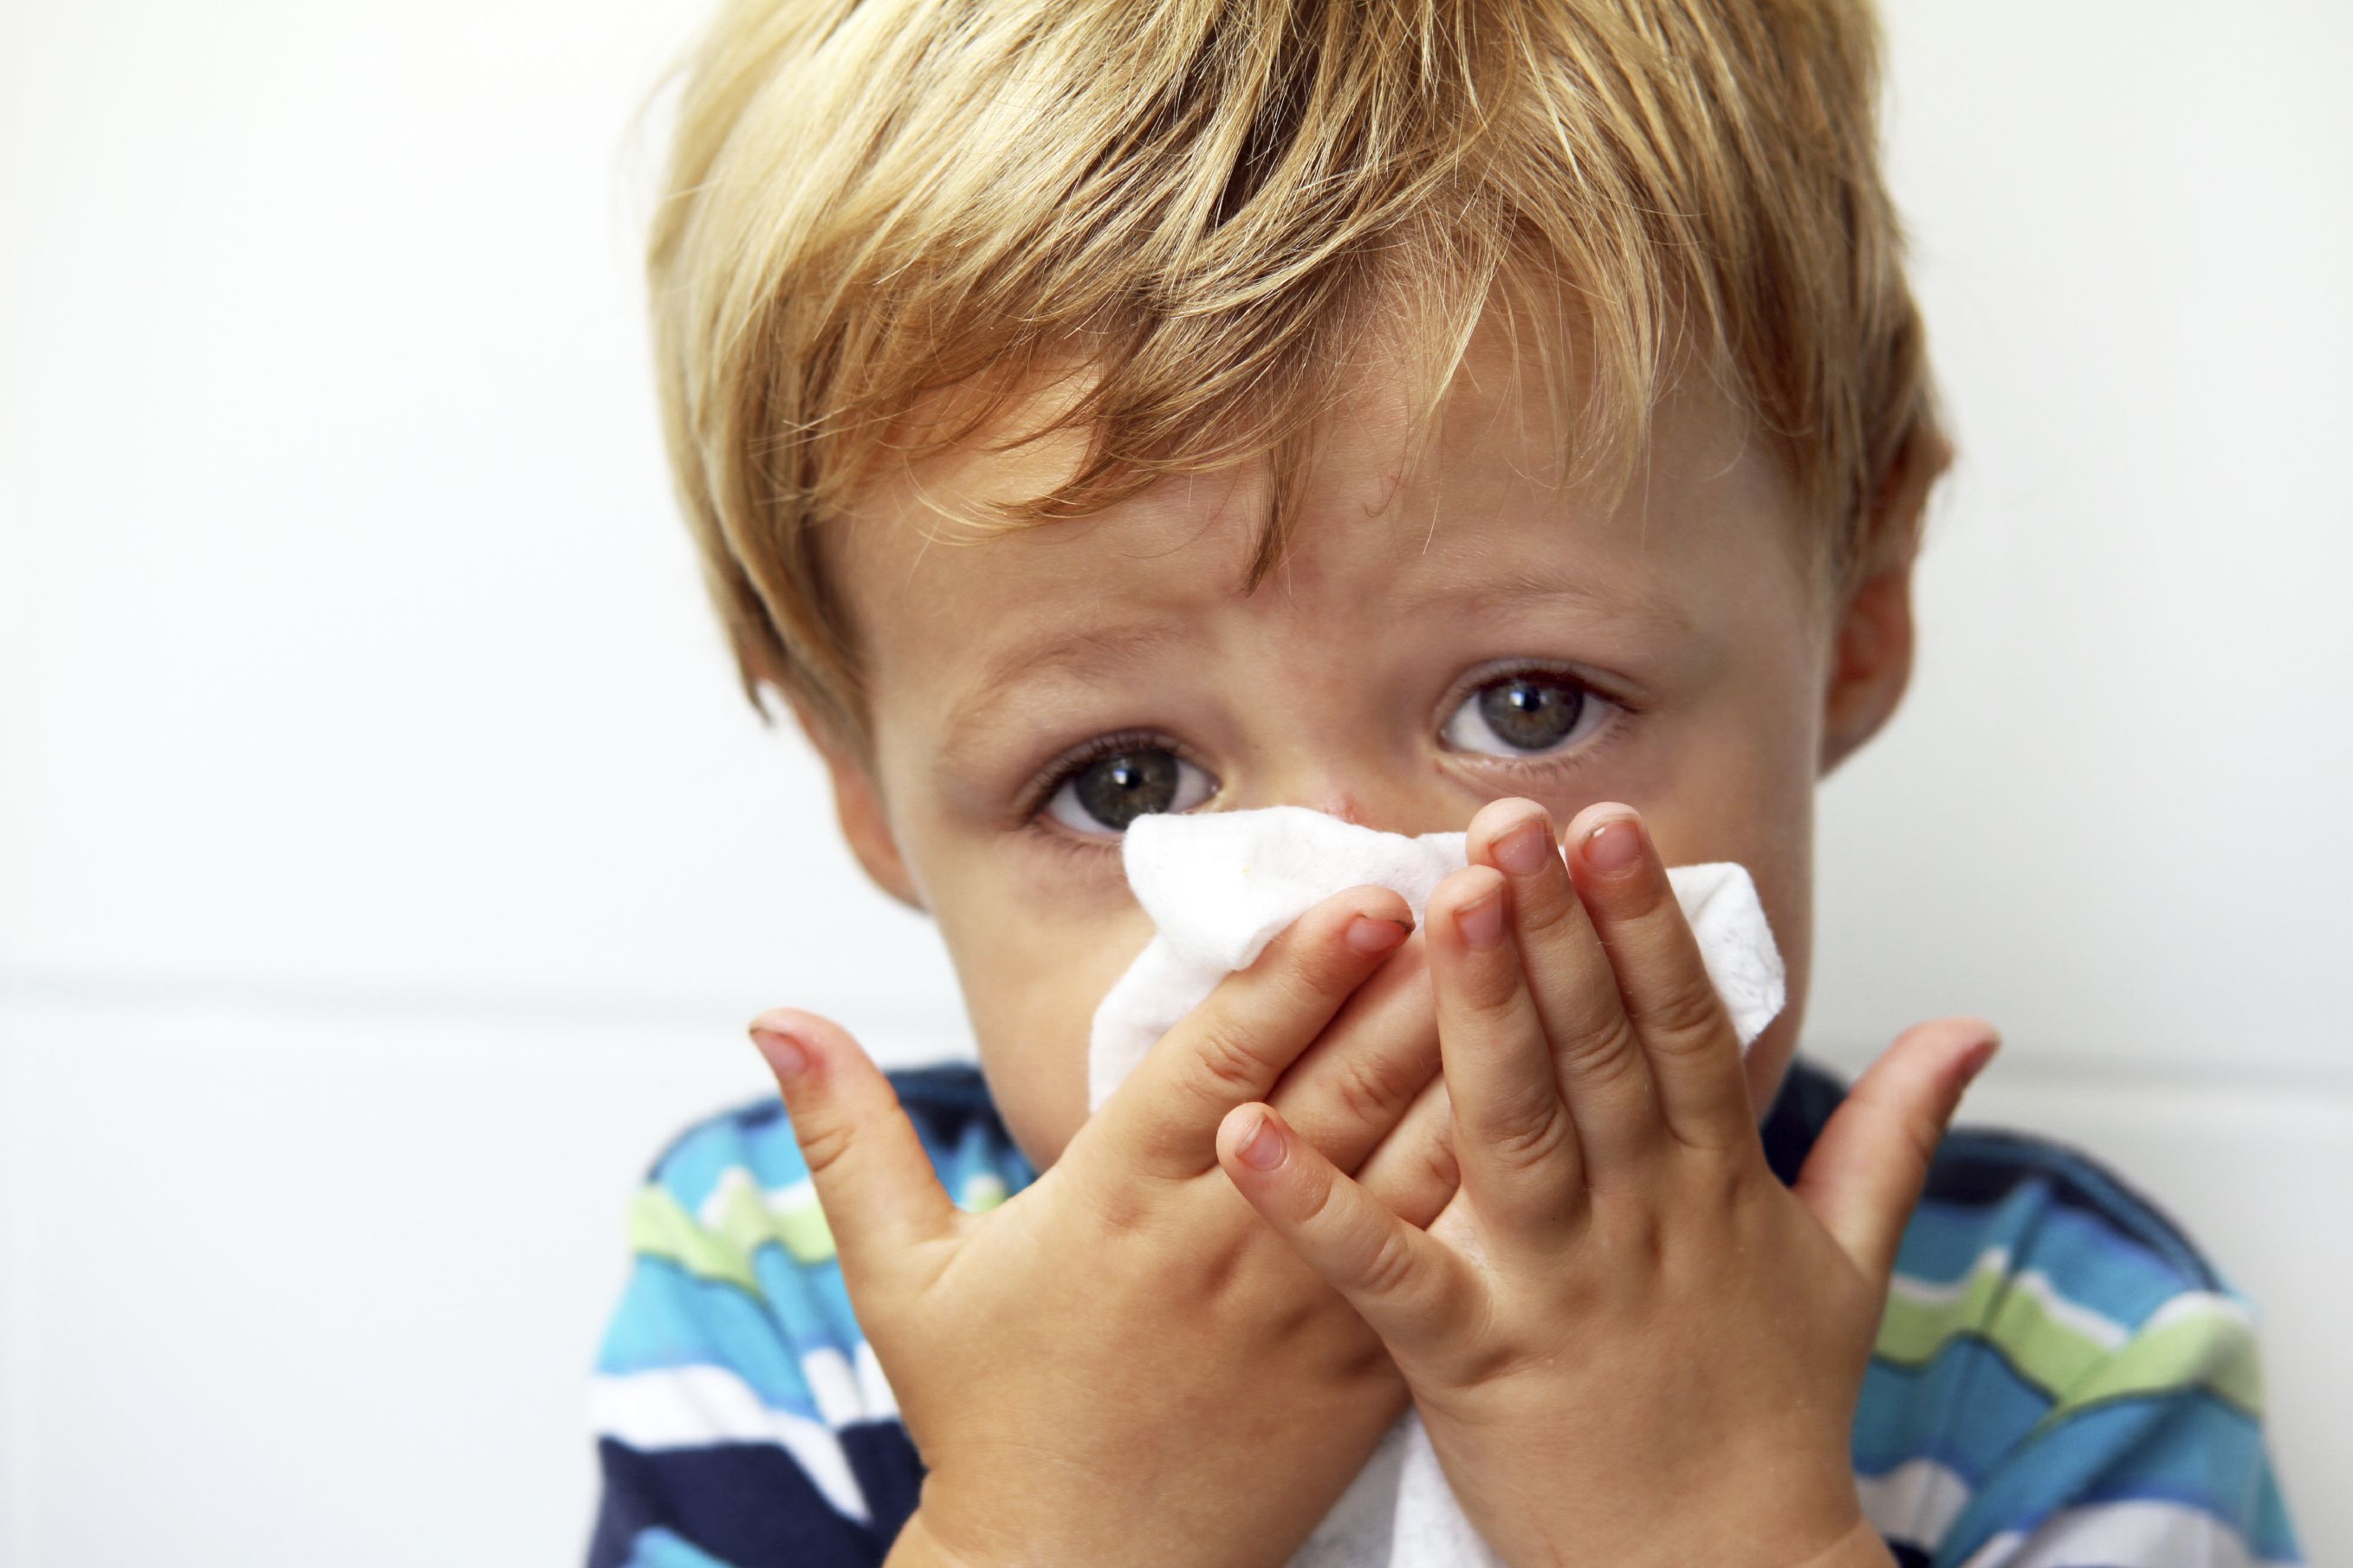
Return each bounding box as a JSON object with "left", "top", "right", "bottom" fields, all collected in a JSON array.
[
  {"left": 1264, "top": 776, "right": 1459, "bottom": 839},
  {"left": 1291, "top": 785, "right": 1373, "bottom": 827}
]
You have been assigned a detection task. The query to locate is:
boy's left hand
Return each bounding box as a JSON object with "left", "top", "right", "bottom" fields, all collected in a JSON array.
[{"left": 1214, "top": 798, "right": 1999, "bottom": 1568}]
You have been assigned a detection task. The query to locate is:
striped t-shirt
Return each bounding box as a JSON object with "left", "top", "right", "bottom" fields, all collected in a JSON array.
[{"left": 584, "top": 1058, "right": 2303, "bottom": 1568}]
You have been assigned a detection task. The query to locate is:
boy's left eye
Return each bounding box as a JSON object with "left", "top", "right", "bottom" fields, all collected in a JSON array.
[{"left": 1441, "top": 669, "right": 1612, "bottom": 758}]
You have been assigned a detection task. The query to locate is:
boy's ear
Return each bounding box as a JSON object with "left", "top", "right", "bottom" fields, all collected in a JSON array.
[
  {"left": 1818, "top": 430, "right": 1950, "bottom": 776},
  {"left": 782, "top": 688, "right": 928, "bottom": 914}
]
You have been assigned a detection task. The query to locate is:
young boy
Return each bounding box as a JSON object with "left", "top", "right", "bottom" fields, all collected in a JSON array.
[{"left": 588, "top": 2, "right": 2300, "bottom": 1565}]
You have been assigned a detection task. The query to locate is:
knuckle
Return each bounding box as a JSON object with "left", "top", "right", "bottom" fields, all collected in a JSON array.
[
  {"left": 1186, "top": 1017, "right": 1278, "bottom": 1102},
  {"left": 1453, "top": 954, "right": 1525, "bottom": 1019},
  {"left": 1635, "top": 975, "right": 1729, "bottom": 1050},
  {"left": 1329, "top": 1046, "right": 1421, "bottom": 1128},
  {"left": 1292, "top": 1162, "right": 1346, "bottom": 1233},
  {"left": 1513, "top": 882, "right": 1583, "bottom": 944},
  {"left": 1421, "top": 1135, "right": 1460, "bottom": 1194},
  {"left": 793, "top": 1115, "right": 857, "bottom": 1180},
  {"left": 1354, "top": 1225, "right": 1419, "bottom": 1301},
  {"left": 1284, "top": 901, "right": 1384, "bottom": 988},
  {"left": 1555, "top": 1014, "right": 1643, "bottom": 1086},
  {"left": 1476, "top": 1093, "right": 1572, "bottom": 1175}
]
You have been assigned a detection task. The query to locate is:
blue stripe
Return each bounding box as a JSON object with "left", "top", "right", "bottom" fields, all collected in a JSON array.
[
  {"left": 1923, "top": 1128, "right": 2228, "bottom": 1294},
  {"left": 1937, "top": 1390, "right": 2284, "bottom": 1566},
  {"left": 595, "top": 1256, "right": 827, "bottom": 1418},
  {"left": 643, "top": 1102, "right": 800, "bottom": 1215},
  {"left": 2251, "top": 1464, "right": 2304, "bottom": 1564},
  {"left": 643, "top": 1071, "right": 1036, "bottom": 1221},
  {"left": 1896, "top": 1193, "right": 2202, "bottom": 1329},
  {"left": 1856, "top": 1336, "right": 2052, "bottom": 1481},
  {"left": 619, "top": 1526, "right": 737, "bottom": 1568}
]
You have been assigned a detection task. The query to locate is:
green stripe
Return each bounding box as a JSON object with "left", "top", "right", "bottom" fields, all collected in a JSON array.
[
  {"left": 629, "top": 1167, "right": 1015, "bottom": 1286},
  {"left": 628, "top": 1185, "right": 762, "bottom": 1291},
  {"left": 1876, "top": 1262, "right": 2262, "bottom": 1422},
  {"left": 2041, "top": 1304, "right": 2264, "bottom": 1424}
]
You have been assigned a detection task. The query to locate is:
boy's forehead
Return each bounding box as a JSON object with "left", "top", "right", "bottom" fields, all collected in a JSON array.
[{"left": 829, "top": 337, "right": 1778, "bottom": 677}]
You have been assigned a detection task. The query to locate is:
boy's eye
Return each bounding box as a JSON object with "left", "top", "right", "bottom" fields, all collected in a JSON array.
[
  {"left": 1040, "top": 745, "right": 1217, "bottom": 838},
  {"left": 1442, "top": 670, "right": 1609, "bottom": 757}
]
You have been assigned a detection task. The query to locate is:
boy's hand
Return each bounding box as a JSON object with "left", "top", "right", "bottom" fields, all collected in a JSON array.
[
  {"left": 1212, "top": 798, "right": 1999, "bottom": 1568},
  {"left": 748, "top": 884, "right": 1459, "bottom": 1568}
]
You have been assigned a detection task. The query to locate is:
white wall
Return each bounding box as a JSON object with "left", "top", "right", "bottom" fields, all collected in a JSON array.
[{"left": 2, "top": 0, "right": 2345, "bottom": 1562}]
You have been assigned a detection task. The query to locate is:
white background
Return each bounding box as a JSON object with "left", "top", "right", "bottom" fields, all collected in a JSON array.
[{"left": 3, "top": 0, "right": 2347, "bottom": 1562}]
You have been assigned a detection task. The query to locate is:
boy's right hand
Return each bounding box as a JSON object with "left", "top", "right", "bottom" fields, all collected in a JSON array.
[{"left": 748, "top": 885, "right": 1456, "bottom": 1568}]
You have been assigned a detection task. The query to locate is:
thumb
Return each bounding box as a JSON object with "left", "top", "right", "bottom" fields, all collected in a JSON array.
[
  {"left": 1792, "top": 1016, "right": 2000, "bottom": 1292},
  {"left": 749, "top": 1008, "right": 962, "bottom": 1291}
]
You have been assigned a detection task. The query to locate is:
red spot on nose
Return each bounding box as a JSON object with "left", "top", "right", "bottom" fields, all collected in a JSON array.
[{"left": 1302, "top": 791, "right": 1372, "bottom": 827}]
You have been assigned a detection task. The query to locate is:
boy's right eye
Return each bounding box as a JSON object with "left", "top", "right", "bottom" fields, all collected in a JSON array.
[{"left": 1038, "top": 741, "right": 1218, "bottom": 840}]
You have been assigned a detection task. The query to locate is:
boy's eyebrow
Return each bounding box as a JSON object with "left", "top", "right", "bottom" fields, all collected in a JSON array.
[
  {"left": 943, "top": 619, "right": 1196, "bottom": 764},
  {"left": 1394, "top": 566, "right": 1693, "bottom": 634}
]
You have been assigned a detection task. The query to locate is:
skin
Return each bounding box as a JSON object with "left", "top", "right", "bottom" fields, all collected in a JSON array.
[{"left": 746, "top": 308, "right": 1995, "bottom": 1567}]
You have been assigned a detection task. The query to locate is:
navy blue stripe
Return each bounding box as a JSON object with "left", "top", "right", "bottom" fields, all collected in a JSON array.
[
  {"left": 587, "top": 1437, "right": 888, "bottom": 1568},
  {"left": 1920, "top": 1129, "right": 2223, "bottom": 1292},
  {"left": 1759, "top": 1056, "right": 1844, "bottom": 1187},
  {"left": 641, "top": 1065, "right": 1016, "bottom": 1183},
  {"left": 843, "top": 1422, "right": 926, "bottom": 1552}
]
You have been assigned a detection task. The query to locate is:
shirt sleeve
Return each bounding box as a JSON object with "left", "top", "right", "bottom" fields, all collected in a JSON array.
[
  {"left": 583, "top": 1069, "right": 1032, "bottom": 1568},
  {"left": 1851, "top": 1129, "right": 2304, "bottom": 1568}
]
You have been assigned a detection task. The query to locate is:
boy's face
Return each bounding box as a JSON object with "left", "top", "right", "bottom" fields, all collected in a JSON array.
[{"left": 803, "top": 315, "right": 1915, "bottom": 1172}]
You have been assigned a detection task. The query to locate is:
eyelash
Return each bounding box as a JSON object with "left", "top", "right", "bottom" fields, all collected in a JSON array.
[
  {"left": 1015, "top": 727, "right": 1191, "bottom": 861},
  {"left": 1014, "top": 660, "right": 1637, "bottom": 859}
]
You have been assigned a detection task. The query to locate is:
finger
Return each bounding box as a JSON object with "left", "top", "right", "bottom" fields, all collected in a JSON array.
[
  {"left": 1267, "top": 925, "right": 1441, "bottom": 1175},
  {"left": 748, "top": 1007, "right": 962, "bottom": 1292},
  {"left": 1792, "top": 1017, "right": 2000, "bottom": 1291},
  {"left": 1099, "top": 883, "right": 1416, "bottom": 1183},
  {"left": 1467, "top": 796, "right": 1664, "bottom": 1181},
  {"left": 1217, "top": 1101, "right": 1472, "bottom": 1367},
  {"left": 1355, "top": 1072, "right": 1459, "bottom": 1231},
  {"left": 1427, "top": 861, "right": 1586, "bottom": 1240},
  {"left": 1561, "top": 802, "right": 1749, "bottom": 1153}
]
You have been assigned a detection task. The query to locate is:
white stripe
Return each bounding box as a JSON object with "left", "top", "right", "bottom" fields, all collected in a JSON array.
[
  {"left": 766, "top": 1177, "right": 817, "bottom": 1216},
  {"left": 2142, "top": 1290, "right": 2255, "bottom": 1336},
  {"left": 801, "top": 1346, "right": 864, "bottom": 1427},
  {"left": 695, "top": 1165, "right": 755, "bottom": 1228},
  {"left": 1958, "top": 1499, "right": 2290, "bottom": 1568},
  {"left": 854, "top": 1338, "right": 900, "bottom": 1420},
  {"left": 694, "top": 1168, "right": 827, "bottom": 1232},
  {"left": 1889, "top": 1245, "right": 2013, "bottom": 1306},
  {"left": 1856, "top": 1458, "right": 1972, "bottom": 1549},
  {"left": 589, "top": 1366, "right": 870, "bottom": 1525},
  {"left": 1888, "top": 1245, "right": 2131, "bottom": 1351},
  {"left": 2008, "top": 1267, "right": 2131, "bottom": 1351}
]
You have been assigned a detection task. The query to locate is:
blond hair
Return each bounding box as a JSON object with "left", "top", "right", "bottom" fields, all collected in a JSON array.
[{"left": 639, "top": 0, "right": 1943, "bottom": 761}]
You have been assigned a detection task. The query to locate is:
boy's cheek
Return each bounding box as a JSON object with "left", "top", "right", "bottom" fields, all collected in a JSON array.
[{"left": 947, "top": 901, "right": 1157, "bottom": 1170}]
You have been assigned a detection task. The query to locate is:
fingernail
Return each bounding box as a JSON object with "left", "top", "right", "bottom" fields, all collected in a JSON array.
[
  {"left": 1347, "top": 912, "right": 1412, "bottom": 956},
  {"left": 1493, "top": 814, "right": 1552, "bottom": 877},
  {"left": 1455, "top": 890, "right": 1505, "bottom": 950},
  {"left": 749, "top": 1022, "right": 811, "bottom": 1079},
  {"left": 1235, "top": 1108, "right": 1286, "bottom": 1170},
  {"left": 1581, "top": 814, "right": 1643, "bottom": 877}
]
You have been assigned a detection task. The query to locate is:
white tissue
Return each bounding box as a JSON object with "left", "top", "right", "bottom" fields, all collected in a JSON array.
[{"left": 1084, "top": 803, "right": 1786, "bottom": 1568}]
